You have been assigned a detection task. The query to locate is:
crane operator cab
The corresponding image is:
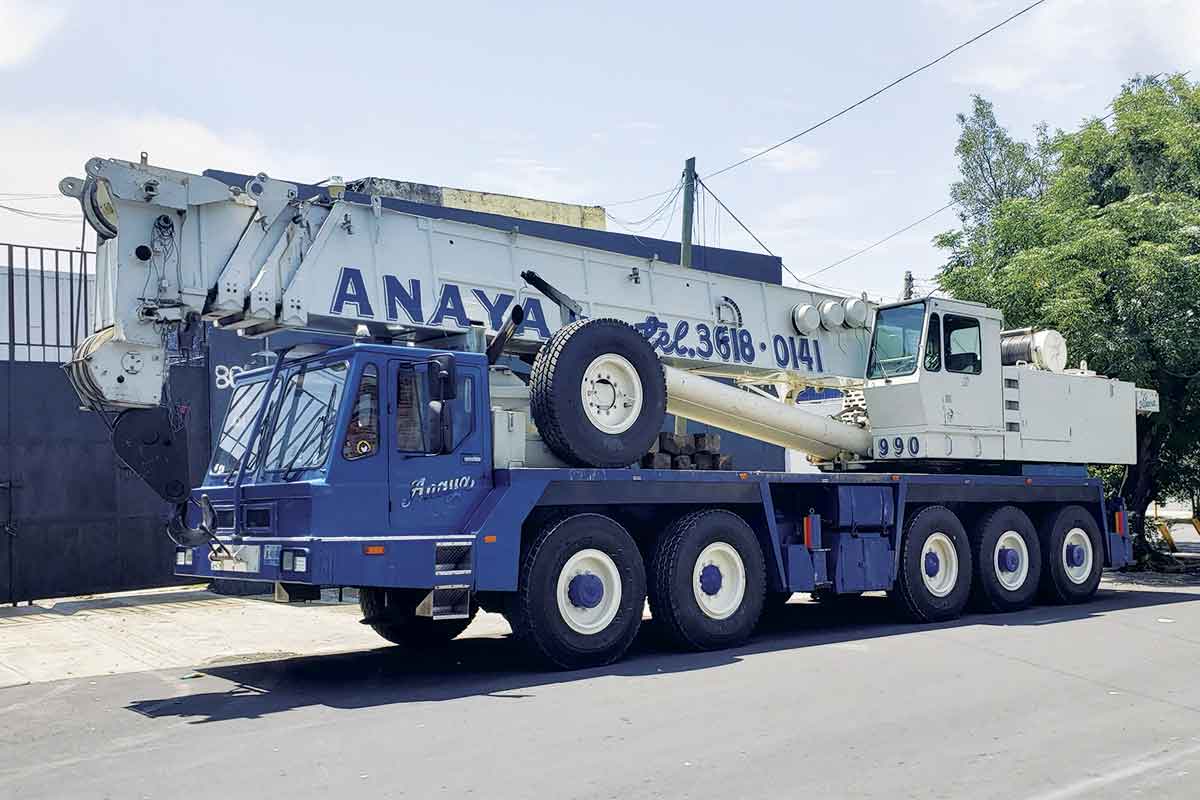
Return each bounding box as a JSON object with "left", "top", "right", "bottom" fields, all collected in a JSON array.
[
  {"left": 862, "top": 298, "right": 1004, "bottom": 463},
  {"left": 861, "top": 297, "right": 1149, "bottom": 467}
]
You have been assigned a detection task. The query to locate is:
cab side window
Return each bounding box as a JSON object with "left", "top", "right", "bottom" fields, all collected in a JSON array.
[
  {"left": 395, "top": 367, "right": 428, "bottom": 452},
  {"left": 923, "top": 313, "right": 942, "bottom": 372},
  {"left": 944, "top": 315, "right": 982, "bottom": 374},
  {"left": 342, "top": 364, "right": 379, "bottom": 460}
]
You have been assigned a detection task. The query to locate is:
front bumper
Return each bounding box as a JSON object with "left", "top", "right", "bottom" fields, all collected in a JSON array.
[{"left": 176, "top": 535, "right": 476, "bottom": 588}]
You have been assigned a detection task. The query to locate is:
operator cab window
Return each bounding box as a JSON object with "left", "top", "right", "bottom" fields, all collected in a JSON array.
[
  {"left": 866, "top": 301, "right": 925, "bottom": 379},
  {"left": 342, "top": 364, "right": 379, "bottom": 460},
  {"left": 923, "top": 313, "right": 942, "bottom": 372},
  {"left": 944, "top": 315, "right": 982, "bottom": 374},
  {"left": 396, "top": 367, "right": 427, "bottom": 452}
]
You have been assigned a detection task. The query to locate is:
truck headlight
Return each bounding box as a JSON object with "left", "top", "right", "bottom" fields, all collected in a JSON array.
[{"left": 175, "top": 548, "right": 193, "bottom": 567}]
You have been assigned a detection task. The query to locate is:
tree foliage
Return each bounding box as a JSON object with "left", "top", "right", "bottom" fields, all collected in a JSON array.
[
  {"left": 949, "top": 95, "right": 1056, "bottom": 228},
  {"left": 935, "top": 75, "right": 1200, "bottom": 550}
]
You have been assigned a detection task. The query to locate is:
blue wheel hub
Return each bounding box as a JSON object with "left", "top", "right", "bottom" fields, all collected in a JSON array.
[
  {"left": 699, "top": 564, "right": 723, "bottom": 596},
  {"left": 997, "top": 547, "right": 1020, "bottom": 573},
  {"left": 1065, "top": 543, "right": 1086, "bottom": 568},
  {"left": 924, "top": 551, "right": 940, "bottom": 578},
  {"left": 567, "top": 573, "right": 604, "bottom": 609}
]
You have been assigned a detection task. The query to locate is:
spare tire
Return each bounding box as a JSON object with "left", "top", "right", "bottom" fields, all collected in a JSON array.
[{"left": 531, "top": 318, "right": 666, "bottom": 468}]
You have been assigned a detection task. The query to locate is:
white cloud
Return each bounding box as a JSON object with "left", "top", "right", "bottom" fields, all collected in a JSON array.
[
  {"left": 941, "top": 0, "right": 1200, "bottom": 96},
  {"left": 0, "top": 109, "right": 331, "bottom": 248},
  {"left": 620, "top": 121, "right": 661, "bottom": 132},
  {"left": 738, "top": 143, "right": 824, "bottom": 174},
  {"left": 466, "top": 156, "right": 596, "bottom": 204},
  {"left": 764, "top": 194, "right": 849, "bottom": 229},
  {"left": 922, "top": 0, "right": 1000, "bottom": 20},
  {"left": 0, "top": 0, "right": 67, "bottom": 69}
]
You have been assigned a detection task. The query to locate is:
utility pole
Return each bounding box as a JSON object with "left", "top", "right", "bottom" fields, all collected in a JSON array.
[
  {"left": 675, "top": 157, "right": 697, "bottom": 438},
  {"left": 680, "top": 157, "right": 696, "bottom": 269},
  {"left": 902, "top": 270, "right": 914, "bottom": 300}
]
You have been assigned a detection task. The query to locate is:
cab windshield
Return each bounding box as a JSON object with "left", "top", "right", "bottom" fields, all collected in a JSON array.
[
  {"left": 866, "top": 302, "right": 926, "bottom": 379},
  {"left": 209, "top": 360, "right": 349, "bottom": 480},
  {"left": 260, "top": 360, "right": 348, "bottom": 476},
  {"left": 210, "top": 379, "right": 271, "bottom": 477}
]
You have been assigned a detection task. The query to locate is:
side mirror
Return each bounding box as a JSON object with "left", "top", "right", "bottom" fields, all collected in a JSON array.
[
  {"left": 425, "top": 400, "right": 454, "bottom": 454},
  {"left": 427, "top": 354, "right": 457, "bottom": 401}
]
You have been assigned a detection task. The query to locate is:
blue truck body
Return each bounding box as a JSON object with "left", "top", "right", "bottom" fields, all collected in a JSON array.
[{"left": 176, "top": 341, "right": 1133, "bottom": 598}]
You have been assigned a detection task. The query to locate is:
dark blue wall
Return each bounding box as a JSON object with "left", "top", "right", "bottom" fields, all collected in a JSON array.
[{"left": 1, "top": 363, "right": 210, "bottom": 602}]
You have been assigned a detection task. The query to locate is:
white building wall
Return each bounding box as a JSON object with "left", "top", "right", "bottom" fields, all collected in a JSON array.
[{"left": 0, "top": 265, "right": 96, "bottom": 362}]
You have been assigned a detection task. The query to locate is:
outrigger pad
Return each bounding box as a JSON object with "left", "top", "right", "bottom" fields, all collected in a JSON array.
[{"left": 112, "top": 407, "right": 192, "bottom": 504}]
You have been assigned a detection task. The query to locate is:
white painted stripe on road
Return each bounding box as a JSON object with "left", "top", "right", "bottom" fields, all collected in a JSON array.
[{"left": 1026, "top": 740, "right": 1200, "bottom": 800}]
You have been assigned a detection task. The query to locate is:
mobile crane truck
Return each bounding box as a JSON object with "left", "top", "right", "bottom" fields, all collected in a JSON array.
[{"left": 59, "top": 157, "right": 1160, "bottom": 669}]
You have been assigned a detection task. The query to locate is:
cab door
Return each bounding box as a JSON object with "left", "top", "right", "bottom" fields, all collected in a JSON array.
[
  {"left": 387, "top": 358, "right": 490, "bottom": 535},
  {"left": 925, "top": 312, "right": 1002, "bottom": 431}
]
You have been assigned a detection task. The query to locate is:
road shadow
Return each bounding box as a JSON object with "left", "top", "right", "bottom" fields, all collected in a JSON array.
[{"left": 125, "top": 582, "right": 1200, "bottom": 725}]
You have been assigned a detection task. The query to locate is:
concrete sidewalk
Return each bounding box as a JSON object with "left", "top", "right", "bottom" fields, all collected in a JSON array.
[{"left": 0, "top": 586, "right": 510, "bottom": 688}]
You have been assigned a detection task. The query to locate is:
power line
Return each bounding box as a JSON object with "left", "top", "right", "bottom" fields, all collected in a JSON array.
[
  {"left": 706, "top": 0, "right": 1048, "bottom": 180},
  {"left": 658, "top": 186, "right": 683, "bottom": 239},
  {"left": 603, "top": 0, "right": 1050, "bottom": 206},
  {"left": 803, "top": 201, "right": 957, "bottom": 280},
  {"left": 0, "top": 204, "right": 83, "bottom": 223},
  {"left": 1096, "top": 69, "right": 1189, "bottom": 122},
  {"left": 697, "top": 177, "right": 881, "bottom": 295},
  {"left": 696, "top": 177, "right": 775, "bottom": 257},
  {"left": 698, "top": 177, "right": 830, "bottom": 292},
  {"left": 608, "top": 177, "right": 684, "bottom": 229}
]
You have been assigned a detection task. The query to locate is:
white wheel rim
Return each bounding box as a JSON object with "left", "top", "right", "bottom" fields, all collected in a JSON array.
[
  {"left": 1062, "top": 527, "right": 1094, "bottom": 585},
  {"left": 921, "top": 532, "right": 959, "bottom": 598},
  {"left": 556, "top": 548, "right": 622, "bottom": 635},
  {"left": 992, "top": 530, "right": 1030, "bottom": 592},
  {"left": 580, "top": 353, "right": 644, "bottom": 435},
  {"left": 692, "top": 542, "right": 747, "bottom": 620}
]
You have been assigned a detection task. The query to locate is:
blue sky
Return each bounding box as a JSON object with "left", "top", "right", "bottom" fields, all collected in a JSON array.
[{"left": 2, "top": 0, "right": 1196, "bottom": 300}]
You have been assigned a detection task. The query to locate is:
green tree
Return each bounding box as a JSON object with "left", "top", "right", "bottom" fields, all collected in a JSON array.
[
  {"left": 949, "top": 95, "right": 1056, "bottom": 228},
  {"left": 936, "top": 75, "right": 1200, "bottom": 555}
]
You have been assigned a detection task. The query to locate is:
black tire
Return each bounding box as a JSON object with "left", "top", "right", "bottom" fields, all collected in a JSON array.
[
  {"left": 1038, "top": 504, "right": 1104, "bottom": 604},
  {"left": 648, "top": 510, "right": 766, "bottom": 650},
  {"left": 508, "top": 513, "right": 646, "bottom": 669},
  {"left": 358, "top": 588, "right": 472, "bottom": 647},
  {"left": 889, "top": 505, "right": 973, "bottom": 623},
  {"left": 530, "top": 318, "right": 667, "bottom": 468},
  {"left": 969, "top": 505, "right": 1042, "bottom": 613}
]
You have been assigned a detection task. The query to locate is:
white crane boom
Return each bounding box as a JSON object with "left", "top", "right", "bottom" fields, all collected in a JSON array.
[{"left": 60, "top": 157, "right": 873, "bottom": 414}]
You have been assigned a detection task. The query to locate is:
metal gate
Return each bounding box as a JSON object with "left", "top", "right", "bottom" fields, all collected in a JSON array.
[{"left": 1, "top": 242, "right": 211, "bottom": 602}]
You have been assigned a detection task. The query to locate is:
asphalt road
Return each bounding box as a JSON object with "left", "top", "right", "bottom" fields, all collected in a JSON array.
[{"left": 3, "top": 575, "right": 1200, "bottom": 800}]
